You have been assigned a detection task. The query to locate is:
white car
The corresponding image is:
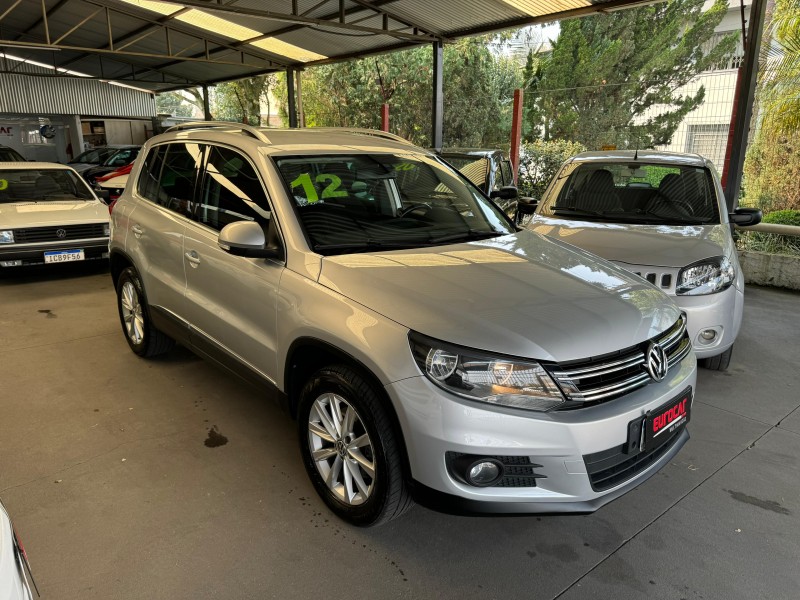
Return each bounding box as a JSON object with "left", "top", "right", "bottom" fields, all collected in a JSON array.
[
  {"left": 529, "top": 150, "right": 761, "bottom": 370},
  {"left": 0, "top": 499, "right": 35, "bottom": 600},
  {"left": 0, "top": 162, "right": 110, "bottom": 268}
]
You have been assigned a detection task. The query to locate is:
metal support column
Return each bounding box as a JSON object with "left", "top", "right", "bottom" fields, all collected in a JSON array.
[
  {"left": 287, "top": 68, "right": 298, "bottom": 128},
  {"left": 202, "top": 84, "right": 212, "bottom": 121},
  {"left": 431, "top": 40, "right": 443, "bottom": 151},
  {"left": 722, "top": 0, "right": 767, "bottom": 211}
]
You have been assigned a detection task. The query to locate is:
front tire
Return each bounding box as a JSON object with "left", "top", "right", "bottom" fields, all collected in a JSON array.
[
  {"left": 116, "top": 266, "right": 174, "bottom": 358},
  {"left": 298, "top": 365, "right": 412, "bottom": 526},
  {"left": 701, "top": 345, "right": 733, "bottom": 371}
]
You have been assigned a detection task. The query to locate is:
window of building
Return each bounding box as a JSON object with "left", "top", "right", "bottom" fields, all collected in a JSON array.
[{"left": 685, "top": 124, "right": 728, "bottom": 172}]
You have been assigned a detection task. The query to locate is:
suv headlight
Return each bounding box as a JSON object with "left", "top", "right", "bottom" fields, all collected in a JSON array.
[
  {"left": 409, "top": 332, "right": 564, "bottom": 411},
  {"left": 676, "top": 256, "right": 735, "bottom": 296},
  {"left": 0, "top": 230, "right": 14, "bottom": 244}
]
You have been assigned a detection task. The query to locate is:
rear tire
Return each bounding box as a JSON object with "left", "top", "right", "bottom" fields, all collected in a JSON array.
[
  {"left": 298, "top": 365, "right": 413, "bottom": 526},
  {"left": 116, "top": 266, "right": 174, "bottom": 358},
  {"left": 701, "top": 345, "right": 733, "bottom": 371}
]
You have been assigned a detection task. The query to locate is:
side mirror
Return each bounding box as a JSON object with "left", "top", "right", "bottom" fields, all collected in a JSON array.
[
  {"left": 729, "top": 207, "right": 762, "bottom": 227},
  {"left": 490, "top": 185, "right": 519, "bottom": 200},
  {"left": 516, "top": 196, "right": 538, "bottom": 215},
  {"left": 218, "top": 220, "right": 283, "bottom": 260},
  {"left": 95, "top": 188, "right": 110, "bottom": 204}
]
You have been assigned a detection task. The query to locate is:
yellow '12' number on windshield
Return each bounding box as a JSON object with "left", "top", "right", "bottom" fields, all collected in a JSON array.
[
  {"left": 0, "top": 179, "right": 8, "bottom": 191},
  {"left": 290, "top": 173, "right": 349, "bottom": 203}
]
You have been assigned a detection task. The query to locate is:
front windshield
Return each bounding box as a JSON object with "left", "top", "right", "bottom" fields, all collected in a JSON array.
[
  {"left": 274, "top": 153, "right": 515, "bottom": 255},
  {"left": 0, "top": 169, "right": 95, "bottom": 202},
  {"left": 540, "top": 162, "right": 721, "bottom": 225},
  {"left": 102, "top": 147, "right": 139, "bottom": 167},
  {"left": 0, "top": 147, "right": 25, "bottom": 162},
  {"left": 71, "top": 147, "right": 117, "bottom": 165}
]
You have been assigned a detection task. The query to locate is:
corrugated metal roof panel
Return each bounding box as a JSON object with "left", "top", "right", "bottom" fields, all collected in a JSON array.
[{"left": 0, "top": 64, "right": 155, "bottom": 117}]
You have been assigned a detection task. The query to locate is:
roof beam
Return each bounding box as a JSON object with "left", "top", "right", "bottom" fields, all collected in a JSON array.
[{"left": 148, "top": 0, "right": 444, "bottom": 42}]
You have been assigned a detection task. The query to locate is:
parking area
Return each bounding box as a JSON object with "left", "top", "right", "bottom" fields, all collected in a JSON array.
[{"left": 1, "top": 263, "right": 798, "bottom": 600}]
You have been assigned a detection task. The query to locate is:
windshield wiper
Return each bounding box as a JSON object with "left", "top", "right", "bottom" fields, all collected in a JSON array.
[
  {"left": 550, "top": 206, "right": 605, "bottom": 217},
  {"left": 314, "top": 240, "right": 421, "bottom": 252},
  {"left": 428, "top": 229, "right": 505, "bottom": 244}
]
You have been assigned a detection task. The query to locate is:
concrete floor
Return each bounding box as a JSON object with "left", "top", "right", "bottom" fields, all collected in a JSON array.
[{"left": 1, "top": 262, "right": 798, "bottom": 600}]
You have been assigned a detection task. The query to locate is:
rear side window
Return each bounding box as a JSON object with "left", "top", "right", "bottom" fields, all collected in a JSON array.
[
  {"left": 194, "top": 146, "right": 270, "bottom": 231},
  {"left": 137, "top": 143, "right": 203, "bottom": 215}
]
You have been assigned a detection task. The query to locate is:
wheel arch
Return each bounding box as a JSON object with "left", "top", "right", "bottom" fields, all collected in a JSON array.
[{"left": 285, "top": 337, "right": 412, "bottom": 478}]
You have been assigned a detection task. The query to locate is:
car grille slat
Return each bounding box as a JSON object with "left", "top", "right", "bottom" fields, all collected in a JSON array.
[
  {"left": 547, "top": 315, "right": 690, "bottom": 408},
  {"left": 13, "top": 224, "right": 106, "bottom": 243}
]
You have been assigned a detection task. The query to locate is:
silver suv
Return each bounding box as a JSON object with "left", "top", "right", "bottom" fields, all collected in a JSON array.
[{"left": 109, "top": 123, "right": 697, "bottom": 526}]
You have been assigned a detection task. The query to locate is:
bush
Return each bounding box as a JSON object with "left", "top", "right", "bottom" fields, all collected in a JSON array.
[
  {"left": 763, "top": 209, "right": 800, "bottom": 227},
  {"left": 517, "top": 139, "right": 586, "bottom": 200}
]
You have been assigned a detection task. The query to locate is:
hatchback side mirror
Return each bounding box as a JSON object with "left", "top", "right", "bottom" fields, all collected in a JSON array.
[
  {"left": 95, "top": 189, "right": 110, "bottom": 204},
  {"left": 729, "top": 207, "right": 762, "bottom": 227},
  {"left": 490, "top": 185, "right": 518, "bottom": 200},
  {"left": 516, "top": 196, "right": 538, "bottom": 215},
  {"left": 218, "top": 220, "right": 283, "bottom": 260}
]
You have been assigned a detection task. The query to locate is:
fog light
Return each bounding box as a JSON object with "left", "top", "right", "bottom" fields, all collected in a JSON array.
[
  {"left": 467, "top": 460, "right": 503, "bottom": 486},
  {"left": 700, "top": 329, "right": 716, "bottom": 341}
]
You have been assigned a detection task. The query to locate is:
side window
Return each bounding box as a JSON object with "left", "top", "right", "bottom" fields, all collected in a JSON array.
[
  {"left": 195, "top": 145, "right": 269, "bottom": 231},
  {"left": 137, "top": 146, "right": 165, "bottom": 203},
  {"left": 137, "top": 143, "right": 202, "bottom": 216},
  {"left": 499, "top": 160, "right": 514, "bottom": 188}
]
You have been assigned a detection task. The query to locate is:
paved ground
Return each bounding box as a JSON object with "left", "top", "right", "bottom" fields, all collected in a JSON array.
[{"left": 1, "top": 262, "right": 798, "bottom": 600}]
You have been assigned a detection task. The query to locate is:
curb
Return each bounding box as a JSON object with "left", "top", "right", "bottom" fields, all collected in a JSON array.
[{"left": 738, "top": 250, "right": 800, "bottom": 291}]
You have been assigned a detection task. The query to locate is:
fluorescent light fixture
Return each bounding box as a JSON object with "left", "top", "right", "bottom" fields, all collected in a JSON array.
[
  {"left": 118, "top": 0, "right": 327, "bottom": 62},
  {"left": 498, "top": 0, "right": 590, "bottom": 17}
]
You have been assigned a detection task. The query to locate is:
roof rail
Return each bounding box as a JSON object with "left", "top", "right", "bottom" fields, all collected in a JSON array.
[
  {"left": 305, "top": 127, "right": 414, "bottom": 145},
  {"left": 164, "top": 121, "right": 270, "bottom": 143}
]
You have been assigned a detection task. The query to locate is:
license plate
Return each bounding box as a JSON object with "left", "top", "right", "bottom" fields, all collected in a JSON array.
[
  {"left": 44, "top": 249, "right": 85, "bottom": 263},
  {"left": 627, "top": 387, "right": 692, "bottom": 454}
]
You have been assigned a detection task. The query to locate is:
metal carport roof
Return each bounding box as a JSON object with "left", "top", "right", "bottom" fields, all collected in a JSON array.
[{"left": 0, "top": 0, "right": 660, "bottom": 92}]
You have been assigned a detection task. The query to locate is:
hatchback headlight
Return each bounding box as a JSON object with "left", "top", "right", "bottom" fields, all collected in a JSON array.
[
  {"left": 409, "top": 332, "right": 565, "bottom": 411},
  {"left": 0, "top": 230, "right": 14, "bottom": 244},
  {"left": 676, "top": 256, "right": 735, "bottom": 296}
]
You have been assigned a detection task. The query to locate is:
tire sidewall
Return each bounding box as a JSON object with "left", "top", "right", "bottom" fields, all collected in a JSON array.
[
  {"left": 116, "top": 266, "right": 148, "bottom": 356},
  {"left": 298, "top": 368, "right": 392, "bottom": 526}
]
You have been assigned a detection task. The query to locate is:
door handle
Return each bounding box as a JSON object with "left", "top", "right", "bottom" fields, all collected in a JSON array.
[
  {"left": 131, "top": 224, "right": 144, "bottom": 238},
  {"left": 185, "top": 250, "right": 201, "bottom": 267}
]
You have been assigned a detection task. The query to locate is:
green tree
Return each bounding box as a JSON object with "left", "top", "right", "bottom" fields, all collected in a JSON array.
[
  {"left": 532, "top": 0, "right": 736, "bottom": 149},
  {"left": 275, "top": 36, "right": 521, "bottom": 148},
  {"left": 760, "top": 0, "right": 800, "bottom": 134},
  {"left": 156, "top": 89, "right": 203, "bottom": 117},
  {"left": 215, "top": 76, "right": 276, "bottom": 125}
]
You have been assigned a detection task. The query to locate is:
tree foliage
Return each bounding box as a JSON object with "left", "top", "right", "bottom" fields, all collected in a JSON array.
[
  {"left": 760, "top": 0, "right": 800, "bottom": 134},
  {"left": 215, "top": 76, "right": 277, "bottom": 125},
  {"left": 527, "top": 0, "right": 736, "bottom": 150},
  {"left": 517, "top": 139, "right": 586, "bottom": 199},
  {"left": 274, "top": 37, "right": 521, "bottom": 148},
  {"left": 743, "top": 127, "right": 800, "bottom": 211}
]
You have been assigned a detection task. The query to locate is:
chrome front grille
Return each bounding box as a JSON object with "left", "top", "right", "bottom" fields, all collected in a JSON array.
[{"left": 547, "top": 315, "right": 691, "bottom": 407}]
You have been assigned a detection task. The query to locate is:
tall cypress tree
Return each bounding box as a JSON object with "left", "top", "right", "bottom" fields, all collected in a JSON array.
[{"left": 534, "top": 0, "right": 737, "bottom": 149}]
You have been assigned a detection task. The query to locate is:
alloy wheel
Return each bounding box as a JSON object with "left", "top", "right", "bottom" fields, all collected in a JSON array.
[
  {"left": 120, "top": 280, "right": 144, "bottom": 345},
  {"left": 307, "top": 393, "right": 375, "bottom": 506}
]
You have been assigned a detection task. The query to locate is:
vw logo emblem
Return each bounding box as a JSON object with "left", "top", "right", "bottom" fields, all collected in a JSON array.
[
  {"left": 56, "top": 228, "right": 67, "bottom": 239},
  {"left": 645, "top": 343, "right": 668, "bottom": 382}
]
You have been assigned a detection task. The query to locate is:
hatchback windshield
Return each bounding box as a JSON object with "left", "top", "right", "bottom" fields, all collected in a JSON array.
[
  {"left": 0, "top": 169, "right": 95, "bottom": 202},
  {"left": 102, "top": 147, "right": 139, "bottom": 167},
  {"left": 70, "top": 147, "right": 118, "bottom": 165},
  {"left": 0, "top": 147, "right": 25, "bottom": 162},
  {"left": 540, "top": 162, "right": 720, "bottom": 225},
  {"left": 274, "top": 153, "right": 515, "bottom": 254}
]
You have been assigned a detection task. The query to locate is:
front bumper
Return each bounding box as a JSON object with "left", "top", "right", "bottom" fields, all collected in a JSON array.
[
  {"left": 674, "top": 285, "right": 743, "bottom": 359},
  {"left": 0, "top": 238, "right": 109, "bottom": 267},
  {"left": 386, "top": 351, "right": 696, "bottom": 514}
]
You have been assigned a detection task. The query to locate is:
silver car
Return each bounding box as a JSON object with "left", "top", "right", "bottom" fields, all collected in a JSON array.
[
  {"left": 109, "top": 124, "right": 696, "bottom": 526},
  {"left": 0, "top": 499, "right": 35, "bottom": 600},
  {"left": 529, "top": 151, "right": 761, "bottom": 371}
]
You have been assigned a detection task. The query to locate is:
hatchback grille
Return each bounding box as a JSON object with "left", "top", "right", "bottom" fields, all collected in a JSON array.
[
  {"left": 546, "top": 315, "right": 691, "bottom": 407},
  {"left": 584, "top": 427, "right": 684, "bottom": 491},
  {"left": 13, "top": 224, "right": 106, "bottom": 243}
]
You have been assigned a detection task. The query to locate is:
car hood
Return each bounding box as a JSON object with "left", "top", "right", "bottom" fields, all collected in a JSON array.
[
  {"left": 318, "top": 230, "right": 680, "bottom": 362},
  {"left": 529, "top": 218, "right": 733, "bottom": 268},
  {"left": 0, "top": 200, "right": 108, "bottom": 228}
]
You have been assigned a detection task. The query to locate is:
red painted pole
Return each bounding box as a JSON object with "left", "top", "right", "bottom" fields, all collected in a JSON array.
[
  {"left": 381, "top": 103, "right": 389, "bottom": 132},
  {"left": 510, "top": 89, "right": 524, "bottom": 185}
]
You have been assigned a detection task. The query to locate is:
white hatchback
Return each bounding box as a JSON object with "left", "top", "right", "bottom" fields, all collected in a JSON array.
[
  {"left": 0, "top": 162, "right": 110, "bottom": 268},
  {"left": 529, "top": 150, "right": 761, "bottom": 370}
]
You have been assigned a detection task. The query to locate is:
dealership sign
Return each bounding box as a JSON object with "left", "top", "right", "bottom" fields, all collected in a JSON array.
[{"left": 0, "top": 126, "right": 13, "bottom": 137}]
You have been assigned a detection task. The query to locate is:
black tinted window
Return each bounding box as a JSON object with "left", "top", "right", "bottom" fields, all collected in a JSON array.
[
  {"left": 195, "top": 146, "right": 269, "bottom": 231},
  {"left": 137, "top": 143, "right": 202, "bottom": 215}
]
